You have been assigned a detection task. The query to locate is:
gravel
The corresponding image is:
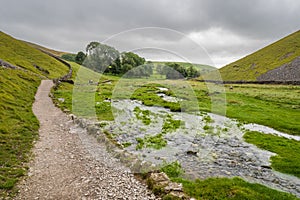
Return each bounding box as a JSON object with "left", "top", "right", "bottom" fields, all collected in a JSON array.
[{"left": 15, "top": 80, "right": 157, "bottom": 200}]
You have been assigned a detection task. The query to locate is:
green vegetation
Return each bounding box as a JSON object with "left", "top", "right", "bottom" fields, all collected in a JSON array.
[
  {"left": 61, "top": 53, "right": 76, "bottom": 62},
  {"left": 218, "top": 30, "right": 300, "bottom": 81},
  {"left": 0, "top": 69, "right": 40, "bottom": 197},
  {"left": 46, "top": 34, "right": 300, "bottom": 199},
  {"left": 157, "top": 62, "right": 201, "bottom": 79},
  {"left": 224, "top": 84, "right": 300, "bottom": 135},
  {"left": 51, "top": 62, "right": 80, "bottom": 112},
  {"left": 160, "top": 161, "right": 183, "bottom": 178},
  {"left": 122, "top": 142, "right": 132, "bottom": 148},
  {"left": 158, "top": 162, "right": 298, "bottom": 199},
  {"left": 154, "top": 61, "right": 215, "bottom": 76},
  {"left": 175, "top": 177, "right": 298, "bottom": 200},
  {"left": 131, "top": 84, "right": 182, "bottom": 112},
  {"left": 203, "top": 115, "right": 213, "bottom": 123},
  {"left": 0, "top": 31, "right": 72, "bottom": 197},
  {"left": 134, "top": 107, "right": 151, "bottom": 125},
  {"left": 135, "top": 114, "right": 181, "bottom": 150},
  {"left": 0, "top": 31, "right": 69, "bottom": 78},
  {"left": 83, "top": 41, "right": 150, "bottom": 77},
  {"left": 161, "top": 115, "right": 181, "bottom": 133},
  {"left": 54, "top": 71, "right": 300, "bottom": 135},
  {"left": 136, "top": 133, "right": 167, "bottom": 150},
  {"left": 75, "top": 51, "right": 86, "bottom": 65},
  {"left": 244, "top": 131, "right": 300, "bottom": 178}
]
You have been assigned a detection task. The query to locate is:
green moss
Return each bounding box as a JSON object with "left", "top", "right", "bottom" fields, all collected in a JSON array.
[
  {"left": 122, "top": 142, "right": 132, "bottom": 148},
  {"left": 136, "top": 133, "right": 167, "bottom": 150},
  {"left": 162, "top": 115, "right": 182, "bottom": 134},
  {"left": 134, "top": 107, "right": 151, "bottom": 125}
]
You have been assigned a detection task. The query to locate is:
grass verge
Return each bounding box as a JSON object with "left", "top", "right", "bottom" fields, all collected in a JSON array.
[
  {"left": 243, "top": 131, "right": 300, "bottom": 178},
  {"left": 0, "top": 69, "right": 40, "bottom": 198},
  {"left": 160, "top": 162, "right": 298, "bottom": 200}
]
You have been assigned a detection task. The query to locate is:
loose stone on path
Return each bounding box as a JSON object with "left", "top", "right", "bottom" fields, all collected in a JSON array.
[{"left": 15, "top": 80, "right": 157, "bottom": 200}]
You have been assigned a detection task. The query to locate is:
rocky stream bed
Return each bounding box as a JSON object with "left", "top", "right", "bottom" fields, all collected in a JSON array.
[{"left": 74, "top": 97, "right": 300, "bottom": 198}]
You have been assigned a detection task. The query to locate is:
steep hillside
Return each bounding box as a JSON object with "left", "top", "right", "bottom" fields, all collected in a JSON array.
[
  {"left": 219, "top": 30, "right": 300, "bottom": 81},
  {"left": 0, "top": 31, "right": 70, "bottom": 198},
  {"left": 0, "top": 31, "right": 69, "bottom": 78},
  {"left": 24, "top": 41, "right": 68, "bottom": 57}
]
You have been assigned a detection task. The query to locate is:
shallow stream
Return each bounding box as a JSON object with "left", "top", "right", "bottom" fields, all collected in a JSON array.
[{"left": 99, "top": 96, "right": 300, "bottom": 197}]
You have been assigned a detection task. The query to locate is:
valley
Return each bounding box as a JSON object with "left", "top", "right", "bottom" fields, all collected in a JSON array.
[{"left": 0, "top": 29, "right": 300, "bottom": 199}]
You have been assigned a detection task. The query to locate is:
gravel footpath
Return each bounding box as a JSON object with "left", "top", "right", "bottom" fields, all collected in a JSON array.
[{"left": 15, "top": 80, "right": 157, "bottom": 200}]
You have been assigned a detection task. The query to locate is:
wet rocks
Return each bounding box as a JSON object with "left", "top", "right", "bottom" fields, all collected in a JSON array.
[{"left": 148, "top": 172, "right": 188, "bottom": 199}]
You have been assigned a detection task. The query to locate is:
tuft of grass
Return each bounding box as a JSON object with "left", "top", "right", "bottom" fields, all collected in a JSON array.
[
  {"left": 122, "top": 142, "right": 132, "bottom": 148},
  {"left": 203, "top": 115, "right": 214, "bottom": 123},
  {"left": 243, "top": 131, "right": 300, "bottom": 178},
  {"left": 161, "top": 115, "right": 182, "bottom": 134},
  {"left": 136, "top": 133, "right": 167, "bottom": 150},
  {"left": 134, "top": 107, "right": 151, "bottom": 125},
  {"left": 160, "top": 161, "right": 183, "bottom": 178}
]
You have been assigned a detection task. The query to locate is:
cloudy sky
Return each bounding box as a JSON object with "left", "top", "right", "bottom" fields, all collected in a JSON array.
[{"left": 1, "top": 0, "right": 300, "bottom": 67}]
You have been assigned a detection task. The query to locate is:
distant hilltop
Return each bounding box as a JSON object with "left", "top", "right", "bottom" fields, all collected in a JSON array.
[{"left": 208, "top": 30, "right": 300, "bottom": 82}]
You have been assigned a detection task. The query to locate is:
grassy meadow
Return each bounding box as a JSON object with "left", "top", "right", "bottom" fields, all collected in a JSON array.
[
  {"left": 52, "top": 64, "right": 300, "bottom": 199},
  {"left": 160, "top": 162, "right": 298, "bottom": 200},
  {"left": 53, "top": 70, "right": 300, "bottom": 135}
]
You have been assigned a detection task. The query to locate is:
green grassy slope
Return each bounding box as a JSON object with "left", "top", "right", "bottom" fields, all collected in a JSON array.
[
  {"left": 24, "top": 41, "right": 68, "bottom": 57},
  {"left": 0, "top": 69, "right": 40, "bottom": 197},
  {"left": 0, "top": 31, "right": 70, "bottom": 198},
  {"left": 219, "top": 30, "right": 300, "bottom": 81},
  {"left": 0, "top": 31, "right": 69, "bottom": 78}
]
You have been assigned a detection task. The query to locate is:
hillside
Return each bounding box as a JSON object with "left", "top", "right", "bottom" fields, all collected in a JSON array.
[
  {"left": 24, "top": 41, "right": 68, "bottom": 57},
  {"left": 0, "top": 31, "right": 69, "bottom": 78},
  {"left": 0, "top": 31, "right": 70, "bottom": 198},
  {"left": 219, "top": 30, "right": 300, "bottom": 81}
]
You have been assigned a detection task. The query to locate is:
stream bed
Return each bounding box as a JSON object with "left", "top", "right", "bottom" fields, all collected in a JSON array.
[{"left": 100, "top": 99, "right": 300, "bottom": 197}]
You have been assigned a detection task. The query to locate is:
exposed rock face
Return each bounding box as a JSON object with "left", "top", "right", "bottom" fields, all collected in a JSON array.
[
  {"left": 257, "top": 57, "right": 300, "bottom": 81},
  {"left": 0, "top": 59, "right": 18, "bottom": 69}
]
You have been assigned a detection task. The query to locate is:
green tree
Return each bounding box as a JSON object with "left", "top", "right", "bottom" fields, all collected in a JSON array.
[
  {"left": 61, "top": 54, "right": 76, "bottom": 62},
  {"left": 84, "top": 42, "right": 120, "bottom": 73},
  {"left": 75, "top": 51, "right": 86, "bottom": 65}
]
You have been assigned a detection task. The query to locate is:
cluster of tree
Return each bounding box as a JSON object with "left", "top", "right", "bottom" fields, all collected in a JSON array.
[
  {"left": 61, "top": 52, "right": 86, "bottom": 65},
  {"left": 73, "top": 41, "right": 150, "bottom": 77},
  {"left": 61, "top": 54, "right": 76, "bottom": 62},
  {"left": 123, "top": 62, "right": 153, "bottom": 78},
  {"left": 157, "top": 63, "right": 200, "bottom": 79},
  {"left": 83, "top": 42, "right": 120, "bottom": 72},
  {"left": 107, "top": 52, "right": 152, "bottom": 77}
]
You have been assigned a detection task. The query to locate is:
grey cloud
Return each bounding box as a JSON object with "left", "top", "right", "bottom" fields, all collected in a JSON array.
[{"left": 0, "top": 0, "right": 299, "bottom": 67}]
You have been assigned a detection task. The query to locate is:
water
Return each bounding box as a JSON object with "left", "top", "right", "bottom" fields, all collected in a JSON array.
[{"left": 103, "top": 99, "right": 300, "bottom": 197}]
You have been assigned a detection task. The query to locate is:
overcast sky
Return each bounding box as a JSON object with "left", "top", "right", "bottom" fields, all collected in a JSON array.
[{"left": 1, "top": 0, "right": 300, "bottom": 68}]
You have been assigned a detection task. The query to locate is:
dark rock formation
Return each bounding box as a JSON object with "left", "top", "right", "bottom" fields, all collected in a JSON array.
[{"left": 0, "top": 59, "right": 18, "bottom": 69}]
